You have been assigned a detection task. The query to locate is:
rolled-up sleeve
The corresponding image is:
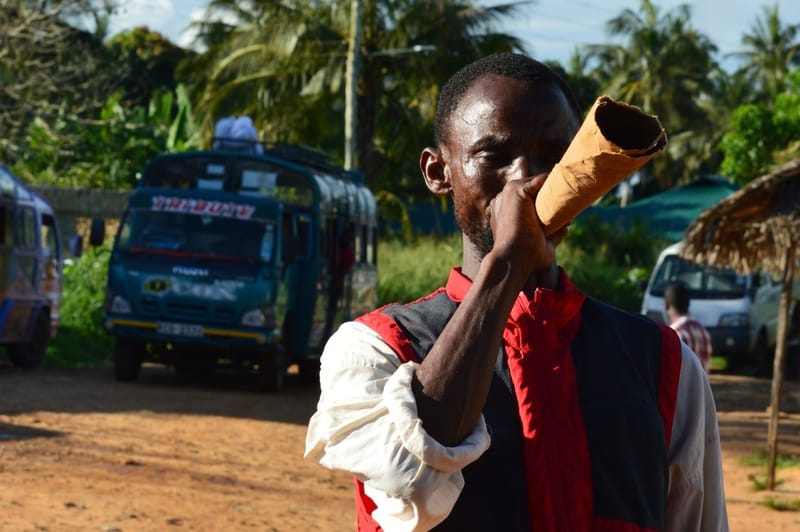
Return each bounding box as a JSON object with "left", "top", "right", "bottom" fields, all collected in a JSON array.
[
  {"left": 666, "top": 343, "right": 729, "bottom": 532},
  {"left": 305, "top": 321, "right": 490, "bottom": 531}
]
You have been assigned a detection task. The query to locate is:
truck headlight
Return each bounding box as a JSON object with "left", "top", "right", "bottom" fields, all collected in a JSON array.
[
  {"left": 110, "top": 295, "right": 132, "bottom": 314},
  {"left": 718, "top": 313, "right": 748, "bottom": 327},
  {"left": 242, "top": 307, "right": 276, "bottom": 328}
]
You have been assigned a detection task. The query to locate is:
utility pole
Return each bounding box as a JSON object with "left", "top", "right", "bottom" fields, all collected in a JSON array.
[{"left": 344, "top": 0, "right": 363, "bottom": 171}]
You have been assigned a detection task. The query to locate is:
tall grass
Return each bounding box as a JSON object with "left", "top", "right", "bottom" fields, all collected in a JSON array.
[
  {"left": 376, "top": 219, "right": 663, "bottom": 312},
  {"left": 378, "top": 234, "right": 462, "bottom": 305}
]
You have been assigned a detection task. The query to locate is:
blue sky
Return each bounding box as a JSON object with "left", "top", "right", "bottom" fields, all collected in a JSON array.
[{"left": 108, "top": 0, "right": 799, "bottom": 71}]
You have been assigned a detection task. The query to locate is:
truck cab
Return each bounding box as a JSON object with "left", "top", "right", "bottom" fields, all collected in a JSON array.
[
  {"left": 103, "top": 138, "right": 377, "bottom": 391},
  {"left": 0, "top": 165, "right": 62, "bottom": 367}
]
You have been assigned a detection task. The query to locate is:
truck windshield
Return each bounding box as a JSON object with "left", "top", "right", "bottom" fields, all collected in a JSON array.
[
  {"left": 650, "top": 255, "right": 747, "bottom": 299},
  {"left": 117, "top": 210, "right": 275, "bottom": 263}
]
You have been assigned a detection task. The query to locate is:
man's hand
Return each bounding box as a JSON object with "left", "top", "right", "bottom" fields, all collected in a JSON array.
[{"left": 488, "top": 173, "right": 569, "bottom": 277}]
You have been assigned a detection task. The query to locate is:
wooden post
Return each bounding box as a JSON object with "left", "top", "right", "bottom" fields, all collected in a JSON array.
[
  {"left": 766, "top": 245, "right": 796, "bottom": 490},
  {"left": 344, "top": 0, "right": 363, "bottom": 171}
]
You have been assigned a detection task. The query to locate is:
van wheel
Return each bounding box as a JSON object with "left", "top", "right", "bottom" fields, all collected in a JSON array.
[
  {"left": 256, "top": 347, "right": 286, "bottom": 393},
  {"left": 8, "top": 312, "right": 50, "bottom": 368},
  {"left": 114, "top": 339, "right": 144, "bottom": 382}
]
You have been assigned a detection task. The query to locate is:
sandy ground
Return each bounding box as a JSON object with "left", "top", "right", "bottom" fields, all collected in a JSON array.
[{"left": 1, "top": 363, "right": 799, "bottom": 532}]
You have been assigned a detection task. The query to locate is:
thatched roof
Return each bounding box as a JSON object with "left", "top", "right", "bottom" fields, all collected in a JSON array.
[{"left": 681, "top": 159, "right": 800, "bottom": 278}]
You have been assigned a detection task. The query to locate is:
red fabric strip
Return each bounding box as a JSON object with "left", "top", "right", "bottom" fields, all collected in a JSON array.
[
  {"left": 503, "top": 276, "right": 591, "bottom": 532},
  {"left": 354, "top": 477, "right": 382, "bottom": 531}
]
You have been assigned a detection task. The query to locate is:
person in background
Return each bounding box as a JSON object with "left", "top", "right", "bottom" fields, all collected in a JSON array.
[
  {"left": 665, "top": 282, "right": 713, "bottom": 373},
  {"left": 306, "top": 52, "right": 728, "bottom": 531}
]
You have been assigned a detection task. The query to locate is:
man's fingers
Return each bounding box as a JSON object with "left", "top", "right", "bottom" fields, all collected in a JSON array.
[{"left": 548, "top": 224, "right": 570, "bottom": 246}]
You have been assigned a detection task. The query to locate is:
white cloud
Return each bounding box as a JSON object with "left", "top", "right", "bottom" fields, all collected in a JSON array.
[{"left": 108, "top": 0, "right": 175, "bottom": 35}]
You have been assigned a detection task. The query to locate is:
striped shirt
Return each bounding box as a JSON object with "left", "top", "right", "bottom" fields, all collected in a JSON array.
[{"left": 670, "top": 315, "right": 712, "bottom": 373}]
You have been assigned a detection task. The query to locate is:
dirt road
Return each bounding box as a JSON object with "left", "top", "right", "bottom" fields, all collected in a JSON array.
[{"left": 1, "top": 363, "right": 799, "bottom": 531}]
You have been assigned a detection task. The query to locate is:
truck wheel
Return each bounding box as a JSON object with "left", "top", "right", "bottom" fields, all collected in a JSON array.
[
  {"left": 114, "top": 339, "right": 144, "bottom": 382},
  {"left": 8, "top": 311, "right": 50, "bottom": 368},
  {"left": 256, "top": 347, "right": 286, "bottom": 393}
]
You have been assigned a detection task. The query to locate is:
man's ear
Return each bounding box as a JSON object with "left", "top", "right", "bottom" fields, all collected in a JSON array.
[{"left": 420, "top": 146, "right": 452, "bottom": 196}]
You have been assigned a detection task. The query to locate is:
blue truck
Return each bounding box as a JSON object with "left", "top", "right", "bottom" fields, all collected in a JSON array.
[
  {"left": 0, "top": 165, "right": 62, "bottom": 367},
  {"left": 103, "top": 139, "right": 378, "bottom": 391}
]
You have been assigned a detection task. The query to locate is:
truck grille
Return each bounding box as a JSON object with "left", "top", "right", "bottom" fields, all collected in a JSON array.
[{"left": 137, "top": 297, "right": 237, "bottom": 325}]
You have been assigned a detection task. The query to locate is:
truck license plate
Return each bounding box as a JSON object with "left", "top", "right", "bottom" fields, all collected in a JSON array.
[{"left": 156, "top": 322, "right": 204, "bottom": 337}]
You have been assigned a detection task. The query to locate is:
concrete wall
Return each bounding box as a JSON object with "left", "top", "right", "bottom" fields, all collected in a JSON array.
[{"left": 33, "top": 187, "right": 131, "bottom": 250}]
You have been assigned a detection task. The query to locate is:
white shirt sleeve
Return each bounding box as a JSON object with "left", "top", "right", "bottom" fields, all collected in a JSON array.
[
  {"left": 304, "top": 321, "right": 491, "bottom": 531},
  {"left": 666, "top": 343, "right": 730, "bottom": 532}
]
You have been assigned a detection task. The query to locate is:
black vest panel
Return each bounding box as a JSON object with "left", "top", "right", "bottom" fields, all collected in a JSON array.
[
  {"left": 570, "top": 298, "right": 668, "bottom": 531},
  {"left": 384, "top": 293, "right": 530, "bottom": 531}
]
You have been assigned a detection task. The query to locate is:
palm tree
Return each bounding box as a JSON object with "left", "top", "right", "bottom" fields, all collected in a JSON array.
[
  {"left": 584, "top": 0, "right": 720, "bottom": 189},
  {"left": 732, "top": 3, "right": 800, "bottom": 102},
  {"left": 178, "top": 0, "right": 526, "bottom": 194}
]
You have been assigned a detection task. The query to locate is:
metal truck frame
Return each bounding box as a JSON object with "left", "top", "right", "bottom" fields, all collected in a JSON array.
[{"left": 103, "top": 140, "right": 377, "bottom": 391}]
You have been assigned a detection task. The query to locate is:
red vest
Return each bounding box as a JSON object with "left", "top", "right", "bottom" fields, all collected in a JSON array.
[{"left": 353, "top": 269, "right": 681, "bottom": 531}]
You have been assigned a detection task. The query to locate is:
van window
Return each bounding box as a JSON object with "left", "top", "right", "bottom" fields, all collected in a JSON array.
[
  {"left": 41, "top": 214, "right": 58, "bottom": 255},
  {"left": 0, "top": 168, "right": 16, "bottom": 198},
  {"left": 650, "top": 255, "right": 747, "bottom": 299},
  {"left": 41, "top": 214, "right": 60, "bottom": 284},
  {"left": 16, "top": 207, "right": 37, "bottom": 248}
]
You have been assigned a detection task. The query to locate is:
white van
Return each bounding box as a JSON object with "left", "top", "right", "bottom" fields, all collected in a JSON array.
[
  {"left": 748, "top": 270, "right": 800, "bottom": 369},
  {"left": 640, "top": 241, "right": 792, "bottom": 366}
]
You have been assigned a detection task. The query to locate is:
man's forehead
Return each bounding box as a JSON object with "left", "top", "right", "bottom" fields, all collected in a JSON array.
[{"left": 449, "top": 75, "right": 576, "bottom": 137}]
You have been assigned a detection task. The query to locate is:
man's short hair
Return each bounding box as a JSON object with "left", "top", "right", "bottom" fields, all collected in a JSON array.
[
  {"left": 664, "top": 282, "right": 691, "bottom": 315},
  {"left": 434, "top": 52, "right": 581, "bottom": 146}
]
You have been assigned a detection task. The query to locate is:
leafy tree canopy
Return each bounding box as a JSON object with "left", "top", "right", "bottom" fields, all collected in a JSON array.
[
  {"left": 178, "top": 0, "right": 526, "bottom": 196},
  {"left": 107, "top": 26, "right": 193, "bottom": 108},
  {"left": 0, "top": 0, "right": 121, "bottom": 162},
  {"left": 719, "top": 69, "right": 800, "bottom": 184}
]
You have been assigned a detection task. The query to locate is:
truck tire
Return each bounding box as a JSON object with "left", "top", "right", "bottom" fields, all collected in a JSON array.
[
  {"left": 114, "top": 339, "right": 144, "bottom": 382},
  {"left": 256, "top": 346, "right": 286, "bottom": 393},
  {"left": 8, "top": 311, "right": 50, "bottom": 368}
]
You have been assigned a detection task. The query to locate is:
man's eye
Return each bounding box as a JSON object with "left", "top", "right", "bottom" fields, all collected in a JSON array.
[{"left": 479, "top": 152, "right": 510, "bottom": 164}]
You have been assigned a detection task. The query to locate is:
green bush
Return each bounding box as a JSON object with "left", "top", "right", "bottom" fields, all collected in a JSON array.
[
  {"left": 558, "top": 217, "right": 666, "bottom": 312},
  {"left": 45, "top": 244, "right": 113, "bottom": 367},
  {"left": 378, "top": 234, "right": 462, "bottom": 305},
  {"left": 377, "top": 218, "right": 664, "bottom": 312}
]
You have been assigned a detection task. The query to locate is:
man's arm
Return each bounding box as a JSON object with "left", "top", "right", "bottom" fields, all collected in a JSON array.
[
  {"left": 305, "top": 321, "right": 490, "bottom": 530},
  {"left": 666, "top": 343, "right": 729, "bottom": 531},
  {"left": 413, "top": 175, "right": 565, "bottom": 446}
]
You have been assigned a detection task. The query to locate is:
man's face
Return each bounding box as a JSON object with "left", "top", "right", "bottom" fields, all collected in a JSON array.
[{"left": 440, "top": 75, "right": 579, "bottom": 257}]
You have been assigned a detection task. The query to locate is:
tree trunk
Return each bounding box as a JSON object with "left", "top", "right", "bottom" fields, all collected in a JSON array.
[{"left": 766, "top": 245, "right": 796, "bottom": 490}]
